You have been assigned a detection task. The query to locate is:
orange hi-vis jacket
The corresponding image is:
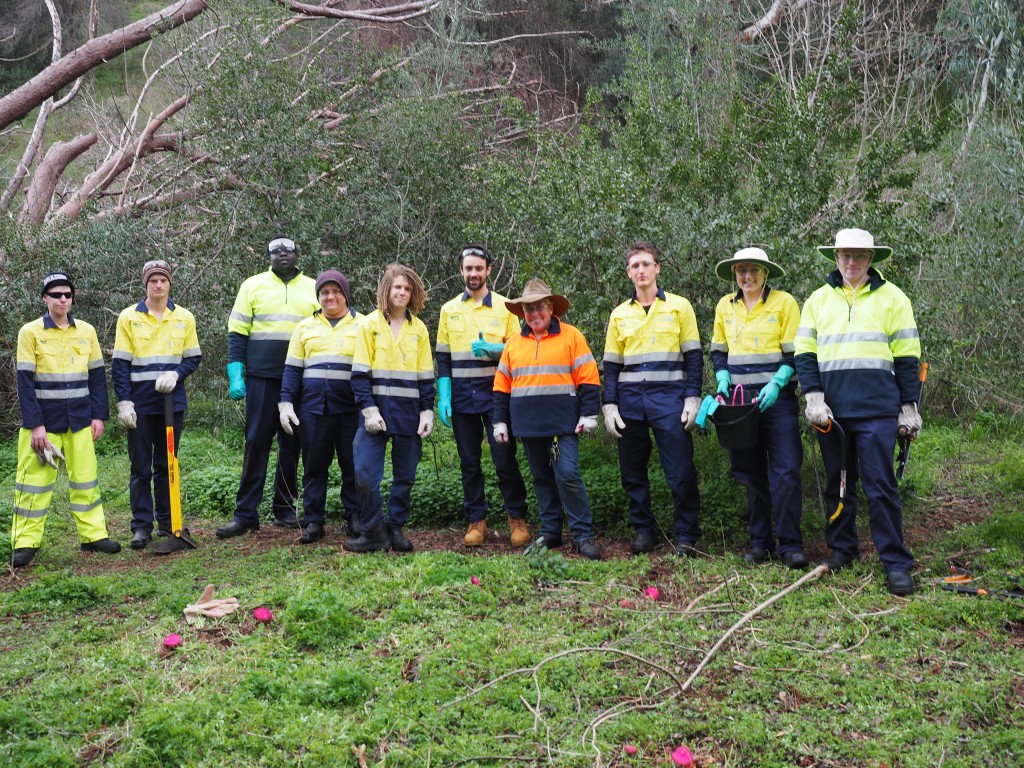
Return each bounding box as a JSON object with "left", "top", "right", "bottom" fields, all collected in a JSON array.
[{"left": 493, "top": 317, "right": 600, "bottom": 437}]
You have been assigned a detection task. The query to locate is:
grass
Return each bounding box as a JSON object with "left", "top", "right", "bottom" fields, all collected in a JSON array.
[{"left": 0, "top": 415, "right": 1022, "bottom": 766}]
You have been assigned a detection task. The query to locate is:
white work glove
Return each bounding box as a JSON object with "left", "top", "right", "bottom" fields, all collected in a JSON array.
[
  {"left": 575, "top": 415, "right": 598, "bottom": 434},
  {"left": 154, "top": 370, "right": 179, "bottom": 393},
  {"left": 183, "top": 585, "right": 240, "bottom": 625},
  {"left": 278, "top": 402, "right": 300, "bottom": 435},
  {"left": 36, "top": 442, "right": 65, "bottom": 469},
  {"left": 493, "top": 422, "right": 509, "bottom": 444},
  {"left": 362, "top": 406, "right": 387, "bottom": 434},
  {"left": 602, "top": 403, "right": 625, "bottom": 438},
  {"left": 117, "top": 400, "right": 137, "bottom": 430},
  {"left": 417, "top": 409, "right": 434, "bottom": 438},
  {"left": 805, "top": 391, "right": 833, "bottom": 427},
  {"left": 680, "top": 396, "right": 702, "bottom": 431},
  {"left": 898, "top": 402, "right": 922, "bottom": 439}
]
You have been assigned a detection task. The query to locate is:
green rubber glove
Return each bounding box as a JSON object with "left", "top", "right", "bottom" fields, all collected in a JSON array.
[
  {"left": 471, "top": 332, "right": 505, "bottom": 360},
  {"left": 715, "top": 369, "right": 731, "bottom": 395},
  {"left": 438, "top": 377, "right": 452, "bottom": 427},
  {"left": 227, "top": 362, "right": 246, "bottom": 401},
  {"left": 757, "top": 365, "right": 794, "bottom": 412}
]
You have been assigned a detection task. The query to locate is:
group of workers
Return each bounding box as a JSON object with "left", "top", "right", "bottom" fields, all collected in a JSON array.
[{"left": 10, "top": 228, "right": 923, "bottom": 595}]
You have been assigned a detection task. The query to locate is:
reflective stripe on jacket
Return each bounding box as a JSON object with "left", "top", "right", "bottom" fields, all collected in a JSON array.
[
  {"left": 111, "top": 300, "right": 202, "bottom": 415},
  {"left": 281, "top": 309, "right": 360, "bottom": 414},
  {"left": 351, "top": 310, "right": 435, "bottom": 435},
  {"left": 795, "top": 268, "right": 921, "bottom": 419},
  {"left": 436, "top": 289, "right": 520, "bottom": 415},
  {"left": 227, "top": 269, "right": 318, "bottom": 378},
  {"left": 711, "top": 287, "right": 799, "bottom": 388},
  {"left": 602, "top": 289, "right": 702, "bottom": 419},
  {"left": 16, "top": 313, "right": 108, "bottom": 431},
  {"left": 493, "top": 317, "right": 600, "bottom": 437}
]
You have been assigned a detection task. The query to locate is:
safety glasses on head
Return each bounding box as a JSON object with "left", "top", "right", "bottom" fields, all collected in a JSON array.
[{"left": 268, "top": 237, "right": 297, "bottom": 256}]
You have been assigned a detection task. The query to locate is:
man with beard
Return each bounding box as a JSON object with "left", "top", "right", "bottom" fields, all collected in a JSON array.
[{"left": 435, "top": 245, "right": 531, "bottom": 548}]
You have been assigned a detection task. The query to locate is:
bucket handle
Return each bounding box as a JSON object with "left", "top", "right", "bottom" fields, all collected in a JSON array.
[{"left": 731, "top": 384, "right": 746, "bottom": 406}]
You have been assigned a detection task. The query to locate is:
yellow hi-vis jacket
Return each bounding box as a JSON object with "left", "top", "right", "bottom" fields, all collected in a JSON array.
[
  {"left": 16, "top": 313, "right": 108, "bottom": 432},
  {"left": 795, "top": 269, "right": 921, "bottom": 419},
  {"left": 112, "top": 300, "right": 202, "bottom": 415},
  {"left": 227, "top": 268, "right": 318, "bottom": 378},
  {"left": 711, "top": 287, "right": 799, "bottom": 389},
  {"left": 435, "top": 289, "right": 520, "bottom": 415},
  {"left": 281, "top": 309, "right": 361, "bottom": 414}
]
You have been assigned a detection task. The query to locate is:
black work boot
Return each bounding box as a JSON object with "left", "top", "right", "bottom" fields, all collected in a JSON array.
[
  {"left": 387, "top": 526, "right": 413, "bottom": 553},
  {"left": 11, "top": 547, "right": 37, "bottom": 568},
  {"left": 343, "top": 523, "right": 390, "bottom": 553},
  {"left": 631, "top": 530, "right": 656, "bottom": 555},
  {"left": 81, "top": 538, "right": 121, "bottom": 554},
  {"left": 299, "top": 522, "right": 325, "bottom": 544}
]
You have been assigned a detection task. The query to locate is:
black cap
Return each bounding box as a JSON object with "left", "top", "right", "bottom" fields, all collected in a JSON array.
[{"left": 41, "top": 271, "right": 75, "bottom": 297}]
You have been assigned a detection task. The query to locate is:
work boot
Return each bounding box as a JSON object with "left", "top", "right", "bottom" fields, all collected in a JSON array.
[
  {"left": 216, "top": 520, "right": 260, "bottom": 539},
  {"left": 823, "top": 550, "right": 856, "bottom": 572},
  {"left": 464, "top": 520, "right": 487, "bottom": 547},
  {"left": 299, "top": 522, "right": 325, "bottom": 545},
  {"left": 631, "top": 529, "right": 656, "bottom": 555},
  {"left": 388, "top": 526, "right": 414, "bottom": 553},
  {"left": 80, "top": 538, "right": 121, "bottom": 554},
  {"left": 11, "top": 547, "right": 37, "bottom": 568},
  {"left": 507, "top": 516, "right": 531, "bottom": 547},
  {"left": 130, "top": 530, "right": 151, "bottom": 550},
  {"left": 886, "top": 570, "right": 916, "bottom": 596},
  {"left": 743, "top": 547, "right": 772, "bottom": 564},
  {"left": 343, "top": 523, "right": 390, "bottom": 553},
  {"left": 779, "top": 549, "right": 809, "bottom": 569},
  {"left": 273, "top": 512, "right": 299, "bottom": 529},
  {"left": 572, "top": 539, "right": 602, "bottom": 560},
  {"left": 674, "top": 538, "right": 699, "bottom": 558}
]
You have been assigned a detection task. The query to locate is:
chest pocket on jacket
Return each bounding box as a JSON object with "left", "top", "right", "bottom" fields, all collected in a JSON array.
[
  {"left": 400, "top": 333, "right": 420, "bottom": 358},
  {"left": 168, "top": 325, "right": 187, "bottom": 355}
]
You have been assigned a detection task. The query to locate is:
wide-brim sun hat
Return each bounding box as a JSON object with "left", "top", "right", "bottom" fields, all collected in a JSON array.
[
  {"left": 504, "top": 277, "right": 570, "bottom": 318},
  {"left": 715, "top": 247, "right": 785, "bottom": 282},
  {"left": 816, "top": 228, "right": 892, "bottom": 263}
]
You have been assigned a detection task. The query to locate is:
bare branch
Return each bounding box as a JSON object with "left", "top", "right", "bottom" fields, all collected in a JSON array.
[
  {"left": 19, "top": 134, "right": 98, "bottom": 226},
  {"left": 277, "top": 0, "right": 439, "bottom": 23}
]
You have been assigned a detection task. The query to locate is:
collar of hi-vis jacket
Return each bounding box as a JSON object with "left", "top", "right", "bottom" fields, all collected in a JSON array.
[
  {"left": 629, "top": 287, "right": 666, "bottom": 305},
  {"left": 824, "top": 267, "right": 885, "bottom": 291},
  {"left": 460, "top": 289, "right": 494, "bottom": 306},
  {"left": 519, "top": 315, "right": 563, "bottom": 337},
  {"left": 133, "top": 298, "right": 177, "bottom": 313},
  {"left": 43, "top": 311, "right": 76, "bottom": 329}
]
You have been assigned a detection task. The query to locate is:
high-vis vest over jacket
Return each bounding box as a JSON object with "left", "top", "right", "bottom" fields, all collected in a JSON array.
[
  {"left": 112, "top": 300, "right": 202, "bottom": 415},
  {"left": 710, "top": 287, "right": 799, "bottom": 388},
  {"left": 351, "top": 310, "right": 435, "bottom": 435},
  {"left": 281, "top": 309, "right": 361, "bottom": 414},
  {"left": 493, "top": 317, "right": 601, "bottom": 437},
  {"left": 436, "top": 289, "right": 520, "bottom": 415},
  {"left": 602, "top": 289, "right": 702, "bottom": 420},
  {"left": 16, "top": 313, "right": 108, "bottom": 432},
  {"left": 795, "top": 269, "right": 921, "bottom": 419},
  {"left": 227, "top": 269, "right": 318, "bottom": 378}
]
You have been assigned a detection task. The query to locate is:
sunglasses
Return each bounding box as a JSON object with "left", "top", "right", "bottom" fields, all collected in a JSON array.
[{"left": 46, "top": 291, "right": 73, "bottom": 299}]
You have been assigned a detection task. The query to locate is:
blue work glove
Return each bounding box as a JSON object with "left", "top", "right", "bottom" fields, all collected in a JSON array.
[
  {"left": 757, "top": 365, "right": 794, "bottom": 412},
  {"left": 471, "top": 333, "right": 505, "bottom": 360},
  {"left": 227, "top": 362, "right": 246, "bottom": 401},
  {"left": 438, "top": 376, "right": 453, "bottom": 427},
  {"left": 715, "top": 369, "right": 731, "bottom": 395}
]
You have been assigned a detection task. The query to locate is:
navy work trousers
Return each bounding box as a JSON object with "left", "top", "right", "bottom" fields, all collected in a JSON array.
[
  {"left": 452, "top": 410, "right": 529, "bottom": 523},
  {"left": 299, "top": 406, "right": 360, "bottom": 526},
  {"left": 617, "top": 410, "right": 701, "bottom": 542},
  {"left": 729, "top": 393, "right": 804, "bottom": 554},
  {"left": 520, "top": 434, "right": 595, "bottom": 543},
  {"left": 234, "top": 376, "right": 300, "bottom": 525},
  {"left": 127, "top": 410, "right": 183, "bottom": 534},
  {"left": 353, "top": 427, "right": 421, "bottom": 531},
  {"left": 816, "top": 415, "right": 913, "bottom": 572}
]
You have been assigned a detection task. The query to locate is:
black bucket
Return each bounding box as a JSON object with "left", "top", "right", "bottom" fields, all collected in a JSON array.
[{"left": 711, "top": 403, "right": 760, "bottom": 450}]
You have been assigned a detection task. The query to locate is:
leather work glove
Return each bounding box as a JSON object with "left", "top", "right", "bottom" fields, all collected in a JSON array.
[
  {"left": 183, "top": 585, "right": 240, "bottom": 625},
  {"left": 805, "top": 391, "right": 833, "bottom": 427},
  {"left": 898, "top": 402, "right": 922, "bottom": 439},
  {"left": 362, "top": 406, "right": 387, "bottom": 434},
  {"left": 278, "top": 402, "right": 300, "bottom": 435},
  {"left": 471, "top": 333, "right": 505, "bottom": 360},
  {"left": 757, "top": 364, "right": 794, "bottom": 413},
  {"left": 417, "top": 409, "right": 434, "bottom": 438},
  {"left": 681, "top": 396, "right": 702, "bottom": 431},
  {"left": 602, "top": 403, "right": 625, "bottom": 438},
  {"left": 227, "top": 362, "right": 246, "bottom": 401},
  {"left": 715, "top": 369, "right": 731, "bottom": 395},
  {"left": 155, "top": 370, "right": 179, "bottom": 394},
  {"left": 117, "top": 400, "right": 137, "bottom": 430},
  {"left": 575, "top": 415, "right": 598, "bottom": 435},
  {"left": 437, "top": 376, "right": 453, "bottom": 427},
  {"left": 36, "top": 442, "right": 65, "bottom": 469},
  {"left": 493, "top": 422, "right": 510, "bottom": 444}
]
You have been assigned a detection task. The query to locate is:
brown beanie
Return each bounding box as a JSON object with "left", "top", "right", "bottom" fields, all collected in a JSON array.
[{"left": 142, "top": 260, "right": 172, "bottom": 286}]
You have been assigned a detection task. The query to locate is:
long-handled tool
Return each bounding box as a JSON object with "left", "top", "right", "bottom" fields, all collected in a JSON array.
[
  {"left": 152, "top": 393, "right": 198, "bottom": 555},
  {"left": 896, "top": 362, "right": 929, "bottom": 481},
  {"left": 810, "top": 418, "right": 846, "bottom": 525}
]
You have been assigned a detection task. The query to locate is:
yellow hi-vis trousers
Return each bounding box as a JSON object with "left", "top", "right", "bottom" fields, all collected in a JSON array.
[{"left": 11, "top": 427, "right": 108, "bottom": 549}]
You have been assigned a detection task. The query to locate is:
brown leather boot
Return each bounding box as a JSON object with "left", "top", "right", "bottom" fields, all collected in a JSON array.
[
  {"left": 507, "top": 516, "right": 531, "bottom": 547},
  {"left": 464, "top": 520, "right": 487, "bottom": 547}
]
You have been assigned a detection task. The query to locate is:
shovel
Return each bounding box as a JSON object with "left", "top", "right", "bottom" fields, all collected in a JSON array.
[
  {"left": 811, "top": 418, "right": 846, "bottom": 525},
  {"left": 152, "top": 393, "right": 198, "bottom": 555}
]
